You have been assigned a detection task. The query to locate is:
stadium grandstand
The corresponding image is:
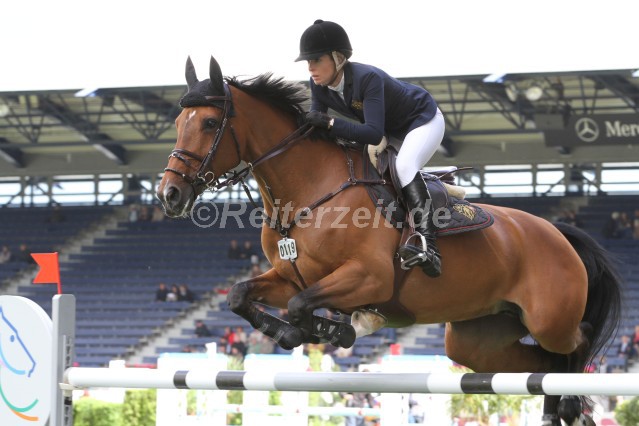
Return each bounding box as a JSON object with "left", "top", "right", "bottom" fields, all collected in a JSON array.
[{"left": 1, "top": 68, "right": 638, "bottom": 377}]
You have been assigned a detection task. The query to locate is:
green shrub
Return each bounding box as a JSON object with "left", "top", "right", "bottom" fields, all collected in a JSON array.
[
  {"left": 73, "top": 397, "right": 122, "bottom": 426},
  {"left": 615, "top": 396, "right": 639, "bottom": 426},
  {"left": 121, "top": 389, "right": 156, "bottom": 426}
]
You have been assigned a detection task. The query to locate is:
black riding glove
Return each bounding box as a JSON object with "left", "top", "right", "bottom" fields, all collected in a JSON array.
[{"left": 305, "top": 111, "right": 334, "bottom": 130}]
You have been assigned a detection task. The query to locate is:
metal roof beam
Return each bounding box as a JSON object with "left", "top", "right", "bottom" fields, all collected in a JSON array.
[
  {"left": 591, "top": 75, "right": 639, "bottom": 111},
  {"left": 0, "top": 137, "right": 24, "bottom": 168},
  {"left": 38, "top": 96, "right": 128, "bottom": 164}
]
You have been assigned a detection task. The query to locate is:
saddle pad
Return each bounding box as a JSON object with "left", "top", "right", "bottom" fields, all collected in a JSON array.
[{"left": 434, "top": 197, "right": 494, "bottom": 236}]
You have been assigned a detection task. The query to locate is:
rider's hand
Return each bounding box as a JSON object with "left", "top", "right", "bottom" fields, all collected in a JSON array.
[{"left": 305, "top": 111, "right": 334, "bottom": 130}]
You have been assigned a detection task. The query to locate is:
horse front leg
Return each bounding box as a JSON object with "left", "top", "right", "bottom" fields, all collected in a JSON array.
[
  {"left": 227, "top": 268, "right": 309, "bottom": 350},
  {"left": 287, "top": 259, "right": 393, "bottom": 348}
]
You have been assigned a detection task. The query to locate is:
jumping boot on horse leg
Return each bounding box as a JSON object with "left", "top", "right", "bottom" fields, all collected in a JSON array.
[
  {"left": 312, "top": 315, "right": 356, "bottom": 348},
  {"left": 398, "top": 172, "right": 442, "bottom": 278}
]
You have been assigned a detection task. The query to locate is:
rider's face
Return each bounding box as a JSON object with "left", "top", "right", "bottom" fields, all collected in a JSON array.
[{"left": 307, "top": 54, "right": 336, "bottom": 86}]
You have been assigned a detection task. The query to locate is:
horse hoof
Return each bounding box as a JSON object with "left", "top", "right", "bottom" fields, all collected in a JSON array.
[
  {"left": 276, "top": 326, "right": 303, "bottom": 350},
  {"left": 335, "top": 324, "right": 356, "bottom": 348},
  {"left": 558, "top": 395, "right": 582, "bottom": 425}
]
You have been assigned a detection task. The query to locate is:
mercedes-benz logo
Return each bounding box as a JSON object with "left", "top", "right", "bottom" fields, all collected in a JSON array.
[{"left": 574, "top": 117, "right": 599, "bottom": 143}]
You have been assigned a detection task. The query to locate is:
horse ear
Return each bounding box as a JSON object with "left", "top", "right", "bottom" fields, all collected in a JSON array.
[
  {"left": 209, "top": 55, "right": 225, "bottom": 95},
  {"left": 185, "top": 56, "right": 198, "bottom": 90}
]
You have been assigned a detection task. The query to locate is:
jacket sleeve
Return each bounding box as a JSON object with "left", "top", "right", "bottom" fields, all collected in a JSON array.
[
  {"left": 310, "top": 80, "right": 329, "bottom": 113},
  {"left": 330, "top": 72, "right": 385, "bottom": 146}
]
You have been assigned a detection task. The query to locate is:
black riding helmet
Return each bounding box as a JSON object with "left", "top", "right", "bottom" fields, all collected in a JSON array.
[{"left": 295, "top": 19, "right": 352, "bottom": 62}]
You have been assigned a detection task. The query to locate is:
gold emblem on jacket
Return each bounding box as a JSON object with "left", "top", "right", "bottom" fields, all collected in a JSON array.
[
  {"left": 351, "top": 100, "right": 363, "bottom": 110},
  {"left": 453, "top": 204, "right": 476, "bottom": 220}
]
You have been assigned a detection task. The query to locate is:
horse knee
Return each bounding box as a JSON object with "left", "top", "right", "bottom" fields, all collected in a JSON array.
[
  {"left": 227, "top": 281, "right": 250, "bottom": 314},
  {"left": 288, "top": 293, "right": 312, "bottom": 327}
]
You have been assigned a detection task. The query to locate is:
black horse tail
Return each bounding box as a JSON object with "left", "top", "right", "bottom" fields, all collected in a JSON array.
[{"left": 554, "top": 222, "right": 623, "bottom": 369}]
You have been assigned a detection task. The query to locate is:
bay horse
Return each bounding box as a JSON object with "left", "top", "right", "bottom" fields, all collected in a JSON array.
[{"left": 157, "top": 56, "right": 622, "bottom": 426}]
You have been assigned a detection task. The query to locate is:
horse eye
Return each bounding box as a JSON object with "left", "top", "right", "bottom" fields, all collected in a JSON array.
[{"left": 203, "top": 118, "right": 218, "bottom": 129}]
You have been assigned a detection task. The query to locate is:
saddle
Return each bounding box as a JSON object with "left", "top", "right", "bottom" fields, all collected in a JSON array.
[{"left": 362, "top": 140, "right": 494, "bottom": 237}]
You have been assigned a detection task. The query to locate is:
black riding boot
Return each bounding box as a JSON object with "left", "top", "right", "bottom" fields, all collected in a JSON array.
[{"left": 398, "top": 173, "right": 442, "bottom": 277}]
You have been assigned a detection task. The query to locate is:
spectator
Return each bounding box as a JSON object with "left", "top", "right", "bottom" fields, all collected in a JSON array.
[
  {"left": 229, "top": 344, "right": 244, "bottom": 363},
  {"left": 233, "top": 326, "right": 248, "bottom": 356},
  {"left": 0, "top": 245, "right": 11, "bottom": 264},
  {"left": 249, "top": 264, "right": 263, "bottom": 278},
  {"left": 618, "top": 335, "right": 635, "bottom": 367},
  {"left": 128, "top": 204, "right": 140, "bottom": 222},
  {"left": 633, "top": 209, "right": 639, "bottom": 240},
  {"left": 155, "top": 283, "right": 169, "bottom": 302},
  {"left": 152, "top": 206, "right": 165, "bottom": 222},
  {"left": 138, "top": 206, "right": 151, "bottom": 222},
  {"left": 227, "top": 239, "right": 242, "bottom": 260},
  {"left": 194, "top": 320, "right": 212, "bottom": 338},
  {"left": 235, "top": 326, "right": 248, "bottom": 345},
  {"left": 166, "top": 285, "right": 179, "bottom": 302},
  {"left": 177, "top": 284, "right": 196, "bottom": 303},
  {"left": 618, "top": 212, "right": 633, "bottom": 239},
  {"left": 14, "top": 243, "right": 35, "bottom": 264},
  {"left": 223, "top": 326, "right": 237, "bottom": 353},
  {"left": 240, "top": 240, "right": 258, "bottom": 264},
  {"left": 247, "top": 327, "right": 275, "bottom": 355},
  {"left": 602, "top": 212, "right": 621, "bottom": 238},
  {"left": 45, "top": 205, "right": 66, "bottom": 223},
  {"left": 633, "top": 325, "right": 639, "bottom": 360},
  {"left": 557, "top": 210, "right": 583, "bottom": 228}
]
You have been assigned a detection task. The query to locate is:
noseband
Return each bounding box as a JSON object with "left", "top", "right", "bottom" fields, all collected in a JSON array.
[{"left": 164, "top": 85, "right": 314, "bottom": 199}]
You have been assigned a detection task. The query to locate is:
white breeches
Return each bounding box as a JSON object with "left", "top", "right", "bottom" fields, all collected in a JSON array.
[{"left": 396, "top": 108, "right": 445, "bottom": 187}]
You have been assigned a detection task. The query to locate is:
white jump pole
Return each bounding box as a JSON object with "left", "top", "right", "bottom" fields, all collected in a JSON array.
[{"left": 63, "top": 368, "right": 639, "bottom": 396}]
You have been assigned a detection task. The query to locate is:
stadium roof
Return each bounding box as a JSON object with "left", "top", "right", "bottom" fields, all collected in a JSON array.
[{"left": 1, "top": 68, "right": 638, "bottom": 177}]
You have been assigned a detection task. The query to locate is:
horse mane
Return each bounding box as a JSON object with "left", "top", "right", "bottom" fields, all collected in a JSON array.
[{"left": 225, "top": 74, "right": 308, "bottom": 126}]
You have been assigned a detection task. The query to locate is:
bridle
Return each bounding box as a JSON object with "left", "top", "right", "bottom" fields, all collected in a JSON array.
[{"left": 164, "top": 84, "right": 314, "bottom": 202}]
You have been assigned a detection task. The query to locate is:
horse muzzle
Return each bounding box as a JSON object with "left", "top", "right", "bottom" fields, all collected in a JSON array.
[{"left": 157, "top": 183, "right": 194, "bottom": 218}]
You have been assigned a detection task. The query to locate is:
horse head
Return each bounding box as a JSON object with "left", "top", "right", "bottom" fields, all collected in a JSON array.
[
  {"left": 157, "top": 56, "right": 245, "bottom": 217},
  {"left": 0, "top": 306, "right": 36, "bottom": 378}
]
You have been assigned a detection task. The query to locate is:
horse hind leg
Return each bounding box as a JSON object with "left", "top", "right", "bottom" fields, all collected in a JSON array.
[{"left": 527, "top": 312, "right": 595, "bottom": 425}]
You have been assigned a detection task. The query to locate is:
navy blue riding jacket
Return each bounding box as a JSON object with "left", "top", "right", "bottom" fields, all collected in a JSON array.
[{"left": 309, "top": 62, "right": 438, "bottom": 146}]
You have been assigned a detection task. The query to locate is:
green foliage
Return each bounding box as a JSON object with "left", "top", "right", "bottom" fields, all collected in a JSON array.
[
  {"left": 121, "top": 389, "right": 156, "bottom": 426},
  {"left": 73, "top": 397, "right": 122, "bottom": 426},
  {"left": 615, "top": 396, "right": 639, "bottom": 426},
  {"left": 186, "top": 390, "right": 197, "bottom": 416},
  {"left": 226, "top": 356, "right": 244, "bottom": 425}
]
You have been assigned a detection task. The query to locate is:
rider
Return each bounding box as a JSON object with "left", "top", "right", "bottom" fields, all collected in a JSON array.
[{"left": 295, "top": 19, "right": 445, "bottom": 278}]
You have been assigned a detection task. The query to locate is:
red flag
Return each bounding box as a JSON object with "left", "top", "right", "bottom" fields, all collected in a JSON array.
[{"left": 32, "top": 252, "right": 62, "bottom": 294}]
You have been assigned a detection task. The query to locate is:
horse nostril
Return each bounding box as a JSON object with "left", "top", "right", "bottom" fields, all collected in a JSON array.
[{"left": 165, "top": 186, "right": 181, "bottom": 207}]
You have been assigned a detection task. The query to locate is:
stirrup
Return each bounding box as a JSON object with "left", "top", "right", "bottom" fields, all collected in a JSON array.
[
  {"left": 400, "top": 232, "right": 428, "bottom": 271},
  {"left": 399, "top": 233, "right": 441, "bottom": 277}
]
